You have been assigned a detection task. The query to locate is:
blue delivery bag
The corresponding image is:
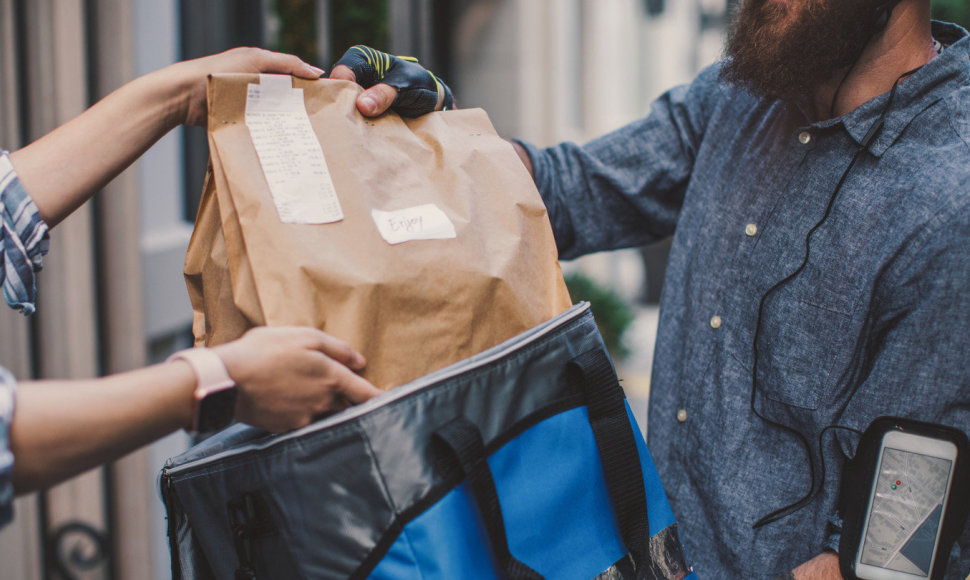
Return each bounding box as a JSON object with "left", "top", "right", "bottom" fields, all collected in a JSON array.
[{"left": 160, "top": 303, "right": 697, "bottom": 579}]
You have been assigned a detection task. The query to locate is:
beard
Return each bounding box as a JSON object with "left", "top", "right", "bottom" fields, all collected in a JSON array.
[{"left": 721, "top": 0, "right": 879, "bottom": 102}]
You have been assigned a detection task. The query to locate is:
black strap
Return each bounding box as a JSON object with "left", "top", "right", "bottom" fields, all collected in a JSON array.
[
  {"left": 433, "top": 417, "right": 544, "bottom": 580},
  {"left": 570, "top": 349, "right": 651, "bottom": 571}
]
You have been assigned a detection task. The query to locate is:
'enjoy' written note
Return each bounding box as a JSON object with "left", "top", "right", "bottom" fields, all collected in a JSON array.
[{"left": 371, "top": 204, "right": 457, "bottom": 245}]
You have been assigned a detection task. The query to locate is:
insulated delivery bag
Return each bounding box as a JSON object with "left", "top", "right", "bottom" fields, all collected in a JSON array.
[
  {"left": 166, "top": 72, "right": 696, "bottom": 579},
  {"left": 161, "top": 303, "right": 696, "bottom": 579}
]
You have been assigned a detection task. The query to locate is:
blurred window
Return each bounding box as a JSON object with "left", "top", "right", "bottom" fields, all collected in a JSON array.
[{"left": 179, "top": 0, "right": 264, "bottom": 222}]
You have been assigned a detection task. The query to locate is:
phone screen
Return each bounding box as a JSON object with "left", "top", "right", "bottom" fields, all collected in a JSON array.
[{"left": 859, "top": 447, "right": 953, "bottom": 576}]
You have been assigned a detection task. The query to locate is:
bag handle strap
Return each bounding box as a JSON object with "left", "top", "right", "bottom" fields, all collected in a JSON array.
[
  {"left": 433, "top": 417, "right": 544, "bottom": 580},
  {"left": 570, "top": 348, "right": 651, "bottom": 571}
]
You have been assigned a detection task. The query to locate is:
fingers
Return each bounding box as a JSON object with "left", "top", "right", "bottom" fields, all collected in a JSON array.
[
  {"left": 322, "top": 64, "right": 395, "bottom": 117},
  {"left": 246, "top": 47, "right": 325, "bottom": 79},
  {"left": 294, "top": 329, "right": 380, "bottom": 403},
  {"left": 175, "top": 47, "right": 326, "bottom": 127},
  {"left": 284, "top": 329, "right": 381, "bottom": 404},
  {"left": 358, "top": 84, "right": 398, "bottom": 117},
  {"left": 222, "top": 326, "right": 380, "bottom": 433},
  {"left": 332, "top": 367, "right": 383, "bottom": 404},
  {"left": 328, "top": 64, "right": 357, "bottom": 82},
  {"left": 298, "top": 328, "right": 367, "bottom": 371}
]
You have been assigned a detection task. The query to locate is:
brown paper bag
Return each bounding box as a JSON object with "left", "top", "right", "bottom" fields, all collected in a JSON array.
[{"left": 185, "top": 73, "right": 571, "bottom": 389}]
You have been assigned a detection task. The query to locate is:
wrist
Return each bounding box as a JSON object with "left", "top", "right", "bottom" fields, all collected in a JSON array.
[
  {"left": 166, "top": 359, "right": 201, "bottom": 431},
  {"left": 142, "top": 61, "right": 200, "bottom": 130},
  {"left": 167, "top": 347, "right": 238, "bottom": 433}
]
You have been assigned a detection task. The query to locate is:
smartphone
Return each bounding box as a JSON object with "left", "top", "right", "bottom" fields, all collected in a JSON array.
[{"left": 854, "top": 430, "right": 958, "bottom": 579}]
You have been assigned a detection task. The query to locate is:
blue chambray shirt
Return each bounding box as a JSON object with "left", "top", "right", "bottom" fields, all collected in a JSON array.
[{"left": 520, "top": 21, "right": 970, "bottom": 579}]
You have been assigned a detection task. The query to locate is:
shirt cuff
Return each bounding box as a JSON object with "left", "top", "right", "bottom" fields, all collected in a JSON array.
[
  {"left": 0, "top": 366, "right": 17, "bottom": 529},
  {"left": 826, "top": 512, "right": 843, "bottom": 554},
  {"left": 0, "top": 151, "right": 50, "bottom": 315},
  {"left": 510, "top": 139, "right": 577, "bottom": 257},
  {"left": 511, "top": 139, "right": 547, "bottom": 195}
]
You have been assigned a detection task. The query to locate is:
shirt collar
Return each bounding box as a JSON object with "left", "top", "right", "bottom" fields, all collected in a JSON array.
[{"left": 803, "top": 21, "right": 970, "bottom": 157}]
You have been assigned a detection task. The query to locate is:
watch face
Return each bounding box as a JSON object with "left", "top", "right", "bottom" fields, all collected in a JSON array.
[{"left": 196, "top": 387, "right": 238, "bottom": 433}]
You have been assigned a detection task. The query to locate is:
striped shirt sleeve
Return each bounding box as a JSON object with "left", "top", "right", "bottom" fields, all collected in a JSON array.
[
  {"left": 0, "top": 366, "right": 15, "bottom": 529},
  {"left": 0, "top": 150, "right": 50, "bottom": 315}
]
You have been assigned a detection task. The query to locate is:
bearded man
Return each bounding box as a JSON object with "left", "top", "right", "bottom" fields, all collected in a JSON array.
[
  {"left": 341, "top": 0, "right": 969, "bottom": 576},
  {"left": 504, "top": 0, "right": 969, "bottom": 577}
]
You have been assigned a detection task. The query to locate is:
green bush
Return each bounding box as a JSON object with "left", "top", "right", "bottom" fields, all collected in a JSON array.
[
  {"left": 932, "top": 0, "right": 970, "bottom": 29},
  {"left": 327, "top": 0, "right": 390, "bottom": 59},
  {"left": 270, "top": 0, "right": 389, "bottom": 66}
]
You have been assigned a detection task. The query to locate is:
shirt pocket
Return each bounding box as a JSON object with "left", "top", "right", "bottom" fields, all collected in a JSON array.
[{"left": 754, "top": 280, "right": 859, "bottom": 410}]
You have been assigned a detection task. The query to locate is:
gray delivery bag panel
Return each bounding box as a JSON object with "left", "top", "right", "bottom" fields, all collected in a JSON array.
[{"left": 160, "top": 304, "right": 695, "bottom": 579}]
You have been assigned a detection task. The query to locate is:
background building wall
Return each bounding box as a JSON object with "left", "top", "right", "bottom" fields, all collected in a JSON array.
[{"left": 450, "top": 0, "right": 728, "bottom": 291}]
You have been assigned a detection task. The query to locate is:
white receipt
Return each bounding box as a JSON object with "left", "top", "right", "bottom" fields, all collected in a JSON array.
[
  {"left": 371, "top": 204, "right": 457, "bottom": 245},
  {"left": 245, "top": 74, "right": 343, "bottom": 224}
]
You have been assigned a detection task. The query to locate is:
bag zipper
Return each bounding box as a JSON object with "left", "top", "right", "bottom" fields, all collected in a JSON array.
[{"left": 163, "top": 302, "right": 590, "bottom": 477}]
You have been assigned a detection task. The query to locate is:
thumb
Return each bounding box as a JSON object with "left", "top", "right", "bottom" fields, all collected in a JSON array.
[{"left": 357, "top": 83, "right": 398, "bottom": 117}]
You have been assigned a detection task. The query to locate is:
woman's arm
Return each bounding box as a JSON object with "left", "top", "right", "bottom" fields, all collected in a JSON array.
[
  {"left": 9, "top": 326, "right": 380, "bottom": 493},
  {"left": 8, "top": 47, "right": 324, "bottom": 227}
]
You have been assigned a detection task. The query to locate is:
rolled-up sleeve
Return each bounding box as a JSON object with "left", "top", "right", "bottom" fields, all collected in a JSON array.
[
  {"left": 0, "top": 366, "right": 15, "bottom": 529},
  {"left": 0, "top": 150, "right": 50, "bottom": 315}
]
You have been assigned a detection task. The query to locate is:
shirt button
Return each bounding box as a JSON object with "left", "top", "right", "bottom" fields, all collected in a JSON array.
[
  {"left": 710, "top": 315, "right": 722, "bottom": 329},
  {"left": 745, "top": 223, "right": 758, "bottom": 237},
  {"left": 677, "top": 409, "right": 688, "bottom": 423},
  {"left": 798, "top": 131, "right": 812, "bottom": 145}
]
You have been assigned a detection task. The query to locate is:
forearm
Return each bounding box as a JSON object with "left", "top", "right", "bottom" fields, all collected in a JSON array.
[
  {"left": 8, "top": 65, "right": 187, "bottom": 227},
  {"left": 7, "top": 47, "right": 324, "bottom": 228},
  {"left": 9, "top": 361, "right": 196, "bottom": 492}
]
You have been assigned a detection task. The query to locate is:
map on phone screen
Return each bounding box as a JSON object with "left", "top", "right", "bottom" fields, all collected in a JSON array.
[{"left": 859, "top": 448, "right": 952, "bottom": 575}]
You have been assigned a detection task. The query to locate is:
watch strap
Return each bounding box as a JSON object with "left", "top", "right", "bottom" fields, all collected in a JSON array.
[{"left": 167, "top": 347, "right": 237, "bottom": 433}]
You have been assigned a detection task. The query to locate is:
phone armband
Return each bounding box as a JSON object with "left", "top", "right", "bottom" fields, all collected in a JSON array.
[{"left": 839, "top": 416, "right": 969, "bottom": 580}]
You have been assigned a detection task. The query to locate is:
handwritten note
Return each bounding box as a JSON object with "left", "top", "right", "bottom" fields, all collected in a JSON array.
[
  {"left": 245, "top": 74, "right": 343, "bottom": 224},
  {"left": 371, "top": 204, "right": 457, "bottom": 245}
]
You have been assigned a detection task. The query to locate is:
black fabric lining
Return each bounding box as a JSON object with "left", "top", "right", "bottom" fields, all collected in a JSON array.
[{"left": 348, "top": 393, "right": 587, "bottom": 580}]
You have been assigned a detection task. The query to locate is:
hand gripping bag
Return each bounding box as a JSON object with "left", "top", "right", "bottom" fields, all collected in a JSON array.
[{"left": 161, "top": 304, "right": 696, "bottom": 580}]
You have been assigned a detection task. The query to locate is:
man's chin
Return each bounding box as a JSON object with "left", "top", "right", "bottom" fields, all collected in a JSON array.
[
  {"left": 719, "top": 61, "right": 812, "bottom": 103},
  {"left": 724, "top": 0, "right": 875, "bottom": 104}
]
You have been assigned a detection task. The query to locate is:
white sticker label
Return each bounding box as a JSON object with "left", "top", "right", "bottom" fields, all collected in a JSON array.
[
  {"left": 245, "top": 74, "right": 343, "bottom": 224},
  {"left": 371, "top": 204, "right": 457, "bottom": 245}
]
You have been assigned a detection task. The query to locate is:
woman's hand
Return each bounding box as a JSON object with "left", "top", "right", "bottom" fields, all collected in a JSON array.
[
  {"left": 167, "top": 47, "right": 325, "bottom": 127},
  {"left": 213, "top": 326, "right": 381, "bottom": 433},
  {"left": 9, "top": 326, "right": 379, "bottom": 492},
  {"left": 10, "top": 47, "right": 324, "bottom": 227}
]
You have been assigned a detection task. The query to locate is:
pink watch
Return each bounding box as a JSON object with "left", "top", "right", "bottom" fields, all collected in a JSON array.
[{"left": 167, "top": 347, "right": 238, "bottom": 433}]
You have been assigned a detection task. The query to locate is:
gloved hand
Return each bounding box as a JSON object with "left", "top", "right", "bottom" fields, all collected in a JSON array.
[{"left": 328, "top": 45, "right": 455, "bottom": 118}]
